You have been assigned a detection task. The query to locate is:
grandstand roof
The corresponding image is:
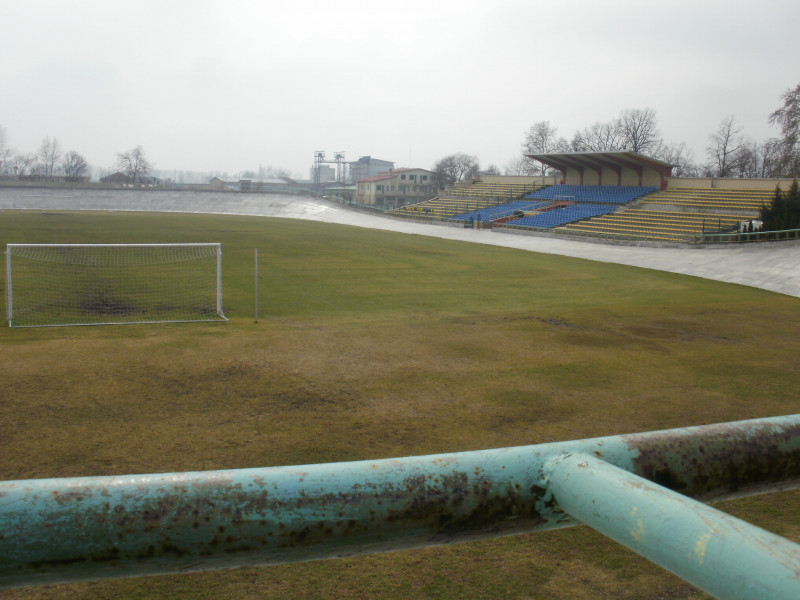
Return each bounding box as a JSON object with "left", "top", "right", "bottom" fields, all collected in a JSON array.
[{"left": 525, "top": 151, "right": 675, "bottom": 189}]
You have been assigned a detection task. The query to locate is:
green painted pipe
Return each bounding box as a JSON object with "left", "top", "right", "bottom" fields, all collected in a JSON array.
[
  {"left": 1, "top": 414, "right": 800, "bottom": 589},
  {"left": 545, "top": 452, "right": 800, "bottom": 600}
]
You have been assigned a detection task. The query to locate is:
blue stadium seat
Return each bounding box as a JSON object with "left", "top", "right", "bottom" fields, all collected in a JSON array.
[
  {"left": 510, "top": 204, "right": 618, "bottom": 229},
  {"left": 524, "top": 185, "right": 656, "bottom": 204}
]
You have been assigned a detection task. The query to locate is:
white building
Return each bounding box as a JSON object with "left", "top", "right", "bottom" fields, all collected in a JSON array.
[{"left": 355, "top": 168, "right": 436, "bottom": 209}]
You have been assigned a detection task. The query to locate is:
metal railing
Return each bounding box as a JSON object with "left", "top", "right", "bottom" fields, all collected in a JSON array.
[
  {"left": 2, "top": 415, "right": 800, "bottom": 598},
  {"left": 701, "top": 228, "right": 800, "bottom": 244}
]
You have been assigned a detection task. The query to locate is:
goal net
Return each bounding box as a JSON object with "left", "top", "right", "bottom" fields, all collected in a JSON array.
[{"left": 6, "top": 243, "right": 227, "bottom": 327}]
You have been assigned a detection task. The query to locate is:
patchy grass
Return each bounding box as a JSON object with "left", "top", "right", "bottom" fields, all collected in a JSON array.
[{"left": 1, "top": 210, "right": 799, "bottom": 599}]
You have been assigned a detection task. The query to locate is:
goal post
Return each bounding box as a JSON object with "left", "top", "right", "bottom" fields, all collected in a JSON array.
[{"left": 6, "top": 243, "right": 227, "bottom": 327}]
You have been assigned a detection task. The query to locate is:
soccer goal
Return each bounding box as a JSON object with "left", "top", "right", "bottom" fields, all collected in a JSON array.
[{"left": 6, "top": 243, "right": 227, "bottom": 327}]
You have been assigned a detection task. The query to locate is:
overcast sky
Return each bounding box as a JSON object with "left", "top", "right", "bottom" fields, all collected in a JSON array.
[{"left": 2, "top": 0, "right": 799, "bottom": 179}]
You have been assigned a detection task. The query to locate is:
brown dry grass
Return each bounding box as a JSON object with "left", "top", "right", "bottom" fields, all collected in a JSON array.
[{"left": 2, "top": 211, "right": 800, "bottom": 599}]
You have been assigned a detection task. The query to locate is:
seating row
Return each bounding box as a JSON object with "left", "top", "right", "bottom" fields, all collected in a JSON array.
[
  {"left": 525, "top": 185, "right": 657, "bottom": 204},
  {"left": 642, "top": 189, "right": 772, "bottom": 212},
  {"left": 509, "top": 204, "right": 618, "bottom": 229},
  {"left": 393, "top": 196, "right": 513, "bottom": 218},
  {"left": 442, "top": 182, "right": 544, "bottom": 200},
  {"left": 557, "top": 207, "right": 753, "bottom": 242}
]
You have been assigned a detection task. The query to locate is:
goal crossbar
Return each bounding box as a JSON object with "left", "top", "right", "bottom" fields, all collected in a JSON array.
[{"left": 6, "top": 243, "right": 227, "bottom": 327}]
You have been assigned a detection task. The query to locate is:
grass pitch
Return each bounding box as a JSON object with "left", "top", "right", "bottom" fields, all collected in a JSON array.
[{"left": 2, "top": 210, "right": 800, "bottom": 599}]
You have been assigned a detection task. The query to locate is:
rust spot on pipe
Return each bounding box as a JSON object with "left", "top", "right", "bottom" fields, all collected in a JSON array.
[{"left": 627, "top": 420, "right": 800, "bottom": 501}]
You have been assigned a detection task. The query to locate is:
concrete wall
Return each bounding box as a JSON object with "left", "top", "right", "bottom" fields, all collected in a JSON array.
[
  {"left": 583, "top": 170, "right": 600, "bottom": 185},
  {"left": 477, "top": 175, "right": 560, "bottom": 186},
  {"left": 642, "top": 170, "right": 664, "bottom": 188}
]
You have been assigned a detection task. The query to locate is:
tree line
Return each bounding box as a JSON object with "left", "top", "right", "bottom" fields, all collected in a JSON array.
[
  {"left": 0, "top": 131, "right": 297, "bottom": 185},
  {"left": 514, "top": 83, "right": 800, "bottom": 179},
  {"left": 0, "top": 133, "right": 90, "bottom": 179},
  {"left": 0, "top": 129, "right": 157, "bottom": 183},
  {"left": 432, "top": 81, "right": 800, "bottom": 187},
  {"left": 4, "top": 82, "right": 798, "bottom": 189}
]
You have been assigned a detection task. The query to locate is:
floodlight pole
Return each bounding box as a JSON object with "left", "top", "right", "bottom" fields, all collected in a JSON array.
[{"left": 254, "top": 248, "right": 258, "bottom": 323}]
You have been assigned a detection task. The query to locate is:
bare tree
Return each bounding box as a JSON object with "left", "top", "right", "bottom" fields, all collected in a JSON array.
[
  {"left": 571, "top": 120, "right": 623, "bottom": 152},
  {"left": 770, "top": 83, "right": 800, "bottom": 149},
  {"left": 62, "top": 151, "right": 88, "bottom": 178},
  {"left": 12, "top": 152, "right": 37, "bottom": 176},
  {"left": 522, "top": 121, "right": 569, "bottom": 175},
  {"left": 0, "top": 125, "right": 11, "bottom": 173},
  {"left": 732, "top": 138, "right": 762, "bottom": 178},
  {"left": 36, "top": 136, "right": 62, "bottom": 176},
  {"left": 655, "top": 141, "right": 698, "bottom": 177},
  {"left": 117, "top": 145, "right": 152, "bottom": 183},
  {"left": 618, "top": 108, "right": 661, "bottom": 154},
  {"left": 759, "top": 138, "right": 785, "bottom": 178},
  {"left": 706, "top": 116, "right": 744, "bottom": 177},
  {"left": 768, "top": 82, "right": 800, "bottom": 177},
  {"left": 432, "top": 153, "right": 480, "bottom": 189},
  {"left": 504, "top": 156, "right": 537, "bottom": 176}
]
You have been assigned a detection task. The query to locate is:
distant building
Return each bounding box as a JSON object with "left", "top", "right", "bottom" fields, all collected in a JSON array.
[
  {"left": 208, "top": 177, "right": 231, "bottom": 190},
  {"left": 100, "top": 172, "right": 133, "bottom": 185},
  {"left": 310, "top": 165, "right": 336, "bottom": 184},
  {"left": 349, "top": 156, "right": 394, "bottom": 183},
  {"left": 355, "top": 168, "right": 436, "bottom": 209},
  {"left": 322, "top": 183, "right": 357, "bottom": 204},
  {"left": 100, "top": 172, "right": 161, "bottom": 186}
]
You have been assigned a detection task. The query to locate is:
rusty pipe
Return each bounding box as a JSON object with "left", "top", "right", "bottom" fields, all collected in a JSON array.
[{"left": 1, "top": 414, "right": 799, "bottom": 588}]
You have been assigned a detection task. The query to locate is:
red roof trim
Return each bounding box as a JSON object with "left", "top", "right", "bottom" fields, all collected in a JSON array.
[{"left": 357, "top": 174, "right": 393, "bottom": 183}]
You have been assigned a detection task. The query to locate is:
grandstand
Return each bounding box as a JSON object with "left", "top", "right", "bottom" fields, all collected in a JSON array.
[
  {"left": 505, "top": 151, "right": 780, "bottom": 243},
  {"left": 390, "top": 179, "right": 545, "bottom": 219},
  {"left": 449, "top": 184, "right": 769, "bottom": 243},
  {"left": 556, "top": 188, "right": 768, "bottom": 243},
  {"left": 483, "top": 185, "right": 656, "bottom": 230},
  {"left": 386, "top": 149, "right": 786, "bottom": 243}
]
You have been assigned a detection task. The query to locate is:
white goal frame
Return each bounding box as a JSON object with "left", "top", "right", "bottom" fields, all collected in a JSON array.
[{"left": 6, "top": 243, "right": 227, "bottom": 327}]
